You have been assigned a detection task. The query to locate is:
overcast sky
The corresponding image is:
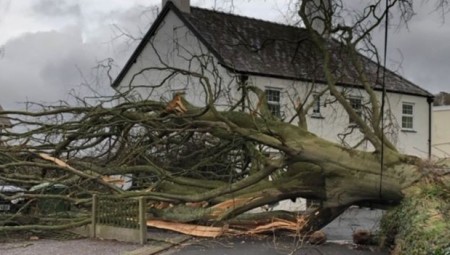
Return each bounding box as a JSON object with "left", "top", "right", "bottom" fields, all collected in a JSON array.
[{"left": 0, "top": 0, "right": 449, "bottom": 110}]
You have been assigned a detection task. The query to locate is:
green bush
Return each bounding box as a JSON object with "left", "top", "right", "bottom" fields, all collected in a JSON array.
[{"left": 380, "top": 182, "right": 450, "bottom": 255}]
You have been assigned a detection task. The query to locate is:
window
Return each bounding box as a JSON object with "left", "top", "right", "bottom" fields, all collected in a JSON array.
[
  {"left": 349, "top": 97, "right": 362, "bottom": 124},
  {"left": 265, "top": 88, "right": 281, "bottom": 118},
  {"left": 312, "top": 94, "right": 321, "bottom": 116},
  {"left": 402, "top": 103, "right": 414, "bottom": 130}
]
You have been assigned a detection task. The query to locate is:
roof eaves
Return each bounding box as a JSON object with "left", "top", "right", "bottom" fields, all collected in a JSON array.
[
  {"left": 228, "top": 68, "right": 433, "bottom": 98},
  {"left": 386, "top": 69, "right": 433, "bottom": 97},
  {"left": 359, "top": 52, "right": 433, "bottom": 98}
]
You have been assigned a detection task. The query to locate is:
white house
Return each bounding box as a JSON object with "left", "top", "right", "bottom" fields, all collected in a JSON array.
[
  {"left": 112, "top": 0, "right": 434, "bottom": 158},
  {"left": 432, "top": 105, "right": 450, "bottom": 158}
]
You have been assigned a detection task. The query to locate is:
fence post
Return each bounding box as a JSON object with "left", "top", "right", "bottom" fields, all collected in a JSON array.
[
  {"left": 138, "top": 197, "right": 146, "bottom": 245},
  {"left": 91, "top": 194, "right": 98, "bottom": 238}
]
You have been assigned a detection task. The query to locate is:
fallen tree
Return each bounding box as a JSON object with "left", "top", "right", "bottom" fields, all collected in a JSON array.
[
  {"left": 0, "top": 0, "right": 449, "bottom": 254},
  {"left": 1, "top": 93, "right": 449, "bottom": 252}
]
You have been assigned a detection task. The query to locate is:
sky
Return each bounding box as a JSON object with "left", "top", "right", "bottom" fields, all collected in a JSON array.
[{"left": 0, "top": 0, "right": 449, "bottom": 110}]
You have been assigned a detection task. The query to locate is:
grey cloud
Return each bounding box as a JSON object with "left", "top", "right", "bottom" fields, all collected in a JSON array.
[
  {"left": 0, "top": 27, "right": 113, "bottom": 110},
  {"left": 340, "top": 1, "right": 450, "bottom": 94},
  {"left": 0, "top": 0, "right": 12, "bottom": 20},
  {"left": 31, "top": 0, "right": 81, "bottom": 18},
  {"left": 84, "top": 4, "right": 158, "bottom": 79},
  {"left": 369, "top": 6, "right": 450, "bottom": 94},
  {"left": 0, "top": 2, "right": 159, "bottom": 110},
  {"left": 93, "top": 4, "right": 158, "bottom": 51}
]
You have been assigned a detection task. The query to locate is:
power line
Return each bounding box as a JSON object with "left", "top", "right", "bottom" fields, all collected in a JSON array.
[{"left": 379, "top": 0, "right": 389, "bottom": 199}]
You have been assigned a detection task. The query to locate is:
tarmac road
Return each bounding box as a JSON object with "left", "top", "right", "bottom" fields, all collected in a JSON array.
[
  {"left": 323, "top": 207, "right": 383, "bottom": 240},
  {"left": 158, "top": 207, "right": 389, "bottom": 255},
  {"left": 161, "top": 207, "right": 388, "bottom": 255},
  {"left": 162, "top": 236, "right": 387, "bottom": 255},
  {"left": 0, "top": 207, "right": 387, "bottom": 255}
]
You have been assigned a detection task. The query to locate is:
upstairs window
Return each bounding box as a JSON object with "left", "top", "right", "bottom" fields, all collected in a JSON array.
[
  {"left": 312, "top": 94, "right": 321, "bottom": 117},
  {"left": 402, "top": 103, "right": 414, "bottom": 130},
  {"left": 265, "top": 88, "right": 281, "bottom": 118},
  {"left": 349, "top": 97, "right": 362, "bottom": 124}
]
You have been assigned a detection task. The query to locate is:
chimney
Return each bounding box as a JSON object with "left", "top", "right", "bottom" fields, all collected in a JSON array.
[
  {"left": 304, "top": 0, "right": 332, "bottom": 36},
  {"left": 162, "top": 0, "right": 190, "bottom": 14}
]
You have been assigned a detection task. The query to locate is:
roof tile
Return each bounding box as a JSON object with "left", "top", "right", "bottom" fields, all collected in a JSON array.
[{"left": 183, "top": 7, "right": 432, "bottom": 97}]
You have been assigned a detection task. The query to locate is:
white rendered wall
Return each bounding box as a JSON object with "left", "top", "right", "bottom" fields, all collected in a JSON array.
[
  {"left": 246, "top": 75, "right": 430, "bottom": 158},
  {"left": 116, "top": 9, "right": 238, "bottom": 108},
  {"left": 387, "top": 93, "right": 430, "bottom": 158},
  {"left": 432, "top": 106, "right": 450, "bottom": 158}
]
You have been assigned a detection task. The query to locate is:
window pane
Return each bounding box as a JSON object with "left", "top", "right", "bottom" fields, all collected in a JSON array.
[
  {"left": 402, "top": 116, "right": 413, "bottom": 129},
  {"left": 402, "top": 104, "right": 413, "bottom": 115},
  {"left": 350, "top": 98, "right": 362, "bottom": 110},
  {"left": 349, "top": 98, "right": 362, "bottom": 123},
  {"left": 313, "top": 95, "right": 320, "bottom": 113},
  {"left": 266, "top": 89, "right": 280, "bottom": 103},
  {"left": 268, "top": 103, "right": 281, "bottom": 117}
]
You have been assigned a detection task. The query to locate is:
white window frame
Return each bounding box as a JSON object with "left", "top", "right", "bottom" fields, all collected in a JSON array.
[
  {"left": 265, "top": 88, "right": 282, "bottom": 118},
  {"left": 401, "top": 102, "right": 414, "bottom": 130}
]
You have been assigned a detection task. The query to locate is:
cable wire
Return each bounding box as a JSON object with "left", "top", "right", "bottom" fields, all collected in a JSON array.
[{"left": 379, "top": 0, "right": 389, "bottom": 199}]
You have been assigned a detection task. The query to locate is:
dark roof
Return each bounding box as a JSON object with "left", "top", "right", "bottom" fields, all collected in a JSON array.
[
  {"left": 0, "top": 105, "right": 11, "bottom": 128},
  {"left": 113, "top": 2, "right": 432, "bottom": 98}
]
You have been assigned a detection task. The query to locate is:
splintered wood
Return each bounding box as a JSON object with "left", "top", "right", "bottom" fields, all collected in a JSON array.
[
  {"left": 39, "top": 153, "right": 73, "bottom": 168},
  {"left": 146, "top": 220, "right": 230, "bottom": 238},
  {"left": 147, "top": 216, "right": 308, "bottom": 238},
  {"left": 147, "top": 197, "right": 308, "bottom": 237},
  {"left": 210, "top": 197, "right": 256, "bottom": 217},
  {"left": 101, "top": 175, "right": 125, "bottom": 186},
  {"left": 165, "top": 94, "right": 188, "bottom": 114}
]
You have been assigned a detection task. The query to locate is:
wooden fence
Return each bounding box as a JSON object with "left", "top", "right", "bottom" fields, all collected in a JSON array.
[{"left": 91, "top": 195, "right": 147, "bottom": 244}]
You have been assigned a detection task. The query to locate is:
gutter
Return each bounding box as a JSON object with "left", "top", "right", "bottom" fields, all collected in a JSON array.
[{"left": 427, "top": 96, "right": 434, "bottom": 159}]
